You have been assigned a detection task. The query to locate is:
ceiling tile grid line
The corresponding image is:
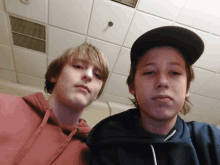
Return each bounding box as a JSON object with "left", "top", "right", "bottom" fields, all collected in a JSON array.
[
  {"left": 3, "top": 10, "right": 19, "bottom": 83},
  {"left": 1, "top": 0, "right": 220, "bottom": 123},
  {"left": 85, "top": 0, "right": 99, "bottom": 41},
  {"left": 93, "top": 0, "right": 138, "bottom": 100},
  {"left": 190, "top": 70, "right": 217, "bottom": 95},
  {"left": 172, "top": 0, "right": 190, "bottom": 24},
  {"left": 45, "top": 0, "right": 49, "bottom": 56}
]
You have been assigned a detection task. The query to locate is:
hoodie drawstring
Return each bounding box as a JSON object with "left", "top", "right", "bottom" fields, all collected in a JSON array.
[
  {"left": 13, "top": 108, "right": 51, "bottom": 165},
  {"left": 45, "top": 127, "right": 79, "bottom": 164},
  {"left": 150, "top": 129, "right": 176, "bottom": 165}
]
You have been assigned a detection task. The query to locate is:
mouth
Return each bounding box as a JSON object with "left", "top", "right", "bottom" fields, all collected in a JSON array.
[
  {"left": 75, "top": 85, "right": 90, "bottom": 93},
  {"left": 152, "top": 95, "right": 172, "bottom": 102}
]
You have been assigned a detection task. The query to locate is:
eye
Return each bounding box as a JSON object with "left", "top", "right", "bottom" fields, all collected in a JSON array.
[
  {"left": 73, "top": 65, "right": 83, "bottom": 69},
  {"left": 170, "top": 72, "right": 181, "bottom": 75},
  {"left": 144, "top": 72, "right": 155, "bottom": 75},
  {"left": 94, "top": 73, "right": 102, "bottom": 80}
]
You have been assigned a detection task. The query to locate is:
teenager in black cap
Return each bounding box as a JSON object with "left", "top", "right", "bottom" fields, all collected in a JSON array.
[{"left": 86, "top": 26, "right": 220, "bottom": 165}]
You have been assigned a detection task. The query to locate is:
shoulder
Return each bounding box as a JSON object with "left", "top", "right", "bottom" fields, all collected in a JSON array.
[
  {"left": 186, "top": 121, "right": 220, "bottom": 143},
  {"left": 186, "top": 121, "right": 220, "bottom": 132},
  {"left": 0, "top": 93, "right": 27, "bottom": 112},
  {"left": 0, "top": 93, "right": 23, "bottom": 103}
]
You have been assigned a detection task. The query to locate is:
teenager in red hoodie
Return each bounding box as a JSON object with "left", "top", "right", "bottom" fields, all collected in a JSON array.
[{"left": 0, "top": 42, "right": 109, "bottom": 165}]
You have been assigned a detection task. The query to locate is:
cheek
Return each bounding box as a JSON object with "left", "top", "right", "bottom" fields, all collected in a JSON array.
[{"left": 93, "top": 81, "right": 103, "bottom": 93}]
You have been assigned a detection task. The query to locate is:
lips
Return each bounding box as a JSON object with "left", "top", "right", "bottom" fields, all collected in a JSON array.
[
  {"left": 153, "top": 95, "right": 172, "bottom": 100},
  {"left": 75, "top": 85, "right": 90, "bottom": 93}
]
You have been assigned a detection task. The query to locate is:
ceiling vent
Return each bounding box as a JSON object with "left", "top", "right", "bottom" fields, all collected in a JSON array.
[
  {"left": 9, "top": 16, "right": 46, "bottom": 53},
  {"left": 111, "top": 0, "right": 138, "bottom": 8}
]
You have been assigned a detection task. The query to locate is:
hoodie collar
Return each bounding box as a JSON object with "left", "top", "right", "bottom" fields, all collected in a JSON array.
[
  {"left": 22, "top": 92, "right": 91, "bottom": 137},
  {"left": 14, "top": 92, "right": 91, "bottom": 164},
  {"left": 87, "top": 108, "right": 191, "bottom": 148}
]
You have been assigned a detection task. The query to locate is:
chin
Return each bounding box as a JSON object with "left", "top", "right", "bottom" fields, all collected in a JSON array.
[
  {"left": 142, "top": 108, "right": 177, "bottom": 122},
  {"left": 152, "top": 112, "right": 177, "bottom": 122}
]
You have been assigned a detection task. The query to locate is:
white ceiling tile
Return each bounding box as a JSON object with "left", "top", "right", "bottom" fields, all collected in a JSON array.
[
  {"left": 49, "top": 0, "right": 92, "bottom": 35},
  {"left": 0, "top": 68, "right": 16, "bottom": 82},
  {"left": 0, "top": 0, "right": 4, "bottom": 11},
  {"left": 204, "top": 101, "right": 220, "bottom": 120},
  {"left": 218, "top": 67, "right": 220, "bottom": 74},
  {"left": 201, "top": 108, "right": 220, "bottom": 121},
  {"left": 101, "top": 93, "right": 131, "bottom": 105},
  {"left": 86, "top": 107, "right": 110, "bottom": 128},
  {"left": 126, "top": 98, "right": 135, "bottom": 105},
  {"left": 176, "top": 0, "right": 215, "bottom": 32},
  {"left": 188, "top": 93, "right": 194, "bottom": 99},
  {"left": 88, "top": 0, "right": 134, "bottom": 45},
  {"left": 17, "top": 73, "right": 45, "bottom": 89},
  {"left": 196, "top": 74, "right": 220, "bottom": 99},
  {"left": 48, "top": 25, "right": 85, "bottom": 58},
  {"left": 86, "top": 37, "right": 121, "bottom": 71},
  {"left": 5, "top": 0, "right": 47, "bottom": 23},
  {"left": 0, "top": 45, "right": 14, "bottom": 71},
  {"left": 13, "top": 47, "right": 47, "bottom": 78},
  {"left": 210, "top": 0, "right": 220, "bottom": 36},
  {"left": 193, "top": 34, "right": 220, "bottom": 72},
  {"left": 137, "top": 0, "right": 187, "bottom": 21},
  {"left": 189, "top": 67, "right": 215, "bottom": 93},
  {"left": 105, "top": 73, "right": 133, "bottom": 98},
  {"left": 113, "top": 47, "right": 130, "bottom": 76},
  {"left": 48, "top": 57, "right": 55, "bottom": 66},
  {"left": 108, "top": 101, "right": 135, "bottom": 112},
  {"left": 189, "top": 94, "right": 219, "bottom": 115},
  {"left": 187, "top": 93, "right": 195, "bottom": 105},
  {"left": 196, "top": 116, "right": 220, "bottom": 125},
  {"left": 174, "top": 23, "right": 220, "bottom": 72},
  {"left": 212, "top": 101, "right": 220, "bottom": 111},
  {"left": 179, "top": 113, "right": 202, "bottom": 122},
  {"left": 123, "top": 11, "right": 172, "bottom": 48},
  {"left": 0, "top": 12, "right": 10, "bottom": 46}
]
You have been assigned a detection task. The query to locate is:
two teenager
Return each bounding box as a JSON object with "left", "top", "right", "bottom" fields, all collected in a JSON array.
[{"left": 1, "top": 26, "right": 220, "bottom": 165}]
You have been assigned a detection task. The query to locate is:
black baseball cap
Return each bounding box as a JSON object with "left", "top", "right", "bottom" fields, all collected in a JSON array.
[{"left": 130, "top": 26, "right": 204, "bottom": 65}]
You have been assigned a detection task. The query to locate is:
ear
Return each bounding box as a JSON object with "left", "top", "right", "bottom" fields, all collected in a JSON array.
[
  {"left": 128, "top": 84, "right": 135, "bottom": 96},
  {"left": 50, "top": 76, "right": 57, "bottom": 83},
  {"left": 186, "top": 91, "right": 189, "bottom": 99}
]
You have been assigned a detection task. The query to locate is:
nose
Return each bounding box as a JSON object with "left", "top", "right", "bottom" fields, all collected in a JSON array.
[
  {"left": 155, "top": 72, "right": 169, "bottom": 89},
  {"left": 82, "top": 68, "right": 93, "bottom": 81}
]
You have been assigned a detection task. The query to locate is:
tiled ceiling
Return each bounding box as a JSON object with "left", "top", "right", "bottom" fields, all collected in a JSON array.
[{"left": 1, "top": 0, "right": 220, "bottom": 125}]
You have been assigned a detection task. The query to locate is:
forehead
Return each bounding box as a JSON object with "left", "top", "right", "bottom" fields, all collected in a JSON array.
[{"left": 138, "top": 46, "right": 186, "bottom": 68}]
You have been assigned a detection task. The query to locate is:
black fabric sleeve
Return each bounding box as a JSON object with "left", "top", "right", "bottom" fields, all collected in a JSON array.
[{"left": 90, "top": 147, "right": 118, "bottom": 165}]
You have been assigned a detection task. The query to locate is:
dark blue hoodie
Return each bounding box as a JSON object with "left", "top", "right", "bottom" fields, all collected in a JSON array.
[{"left": 86, "top": 108, "right": 220, "bottom": 165}]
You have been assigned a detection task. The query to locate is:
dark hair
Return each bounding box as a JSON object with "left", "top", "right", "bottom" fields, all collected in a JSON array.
[
  {"left": 126, "top": 46, "right": 194, "bottom": 115},
  {"left": 44, "top": 42, "right": 109, "bottom": 99}
]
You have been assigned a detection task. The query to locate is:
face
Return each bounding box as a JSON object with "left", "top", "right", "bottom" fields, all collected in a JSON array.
[
  {"left": 51, "top": 59, "right": 103, "bottom": 110},
  {"left": 129, "top": 46, "right": 189, "bottom": 122}
]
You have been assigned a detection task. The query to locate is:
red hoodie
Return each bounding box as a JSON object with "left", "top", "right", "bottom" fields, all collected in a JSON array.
[{"left": 0, "top": 92, "right": 91, "bottom": 165}]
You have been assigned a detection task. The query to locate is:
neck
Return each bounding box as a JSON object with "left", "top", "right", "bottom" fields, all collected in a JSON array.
[
  {"left": 139, "top": 111, "right": 177, "bottom": 136},
  {"left": 47, "top": 93, "right": 83, "bottom": 125}
]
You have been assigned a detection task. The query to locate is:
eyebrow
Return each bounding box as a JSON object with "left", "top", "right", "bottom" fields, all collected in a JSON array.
[
  {"left": 73, "top": 60, "right": 102, "bottom": 73},
  {"left": 143, "top": 62, "right": 183, "bottom": 68}
]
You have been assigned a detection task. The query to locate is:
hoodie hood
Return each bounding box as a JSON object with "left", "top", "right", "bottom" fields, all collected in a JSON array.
[
  {"left": 87, "top": 108, "right": 191, "bottom": 148},
  {"left": 13, "top": 92, "right": 91, "bottom": 164},
  {"left": 23, "top": 92, "right": 91, "bottom": 139}
]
